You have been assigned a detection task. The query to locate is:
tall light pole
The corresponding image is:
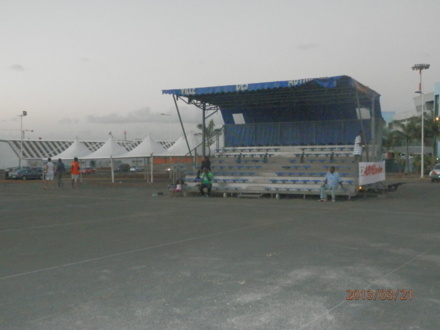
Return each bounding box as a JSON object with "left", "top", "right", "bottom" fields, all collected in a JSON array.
[
  {"left": 18, "top": 110, "right": 28, "bottom": 167},
  {"left": 412, "top": 63, "right": 430, "bottom": 178}
]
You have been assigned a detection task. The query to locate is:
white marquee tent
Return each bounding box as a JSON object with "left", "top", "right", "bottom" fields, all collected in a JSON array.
[
  {"left": 116, "top": 133, "right": 167, "bottom": 183},
  {"left": 50, "top": 140, "right": 92, "bottom": 160},
  {"left": 81, "top": 136, "right": 128, "bottom": 182},
  {"left": 82, "top": 135, "right": 127, "bottom": 160},
  {"left": 165, "top": 132, "right": 206, "bottom": 156},
  {"left": 119, "top": 133, "right": 166, "bottom": 158}
]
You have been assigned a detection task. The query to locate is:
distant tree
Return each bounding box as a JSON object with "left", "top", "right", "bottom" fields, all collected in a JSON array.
[
  {"left": 423, "top": 112, "right": 440, "bottom": 159},
  {"left": 388, "top": 113, "right": 440, "bottom": 172},
  {"left": 388, "top": 117, "right": 419, "bottom": 173},
  {"left": 381, "top": 126, "right": 395, "bottom": 151},
  {"left": 196, "top": 119, "right": 222, "bottom": 147}
]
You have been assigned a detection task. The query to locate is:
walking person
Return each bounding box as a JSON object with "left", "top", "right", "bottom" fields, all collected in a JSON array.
[
  {"left": 44, "top": 158, "right": 55, "bottom": 190},
  {"left": 319, "top": 166, "right": 344, "bottom": 202},
  {"left": 55, "top": 158, "right": 65, "bottom": 188},
  {"left": 71, "top": 157, "right": 80, "bottom": 189}
]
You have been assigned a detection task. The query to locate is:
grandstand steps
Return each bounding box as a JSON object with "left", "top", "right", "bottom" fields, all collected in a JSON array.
[
  {"left": 184, "top": 146, "right": 360, "bottom": 199},
  {"left": 237, "top": 193, "right": 263, "bottom": 199}
]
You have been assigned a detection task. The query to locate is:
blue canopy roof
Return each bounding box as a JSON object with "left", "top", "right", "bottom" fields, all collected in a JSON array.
[
  {"left": 162, "top": 76, "right": 345, "bottom": 97},
  {"left": 163, "top": 75, "right": 379, "bottom": 99},
  {"left": 163, "top": 75, "right": 382, "bottom": 147}
]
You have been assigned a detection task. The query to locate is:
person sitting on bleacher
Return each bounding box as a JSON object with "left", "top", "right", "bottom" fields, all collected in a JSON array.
[
  {"left": 199, "top": 168, "right": 214, "bottom": 197},
  {"left": 170, "top": 179, "right": 183, "bottom": 197},
  {"left": 201, "top": 156, "right": 211, "bottom": 171},
  {"left": 319, "top": 166, "right": 343, "bottom": 202},
  {"left": 196, "top": 156, "right": 211, "bottom": 178}
]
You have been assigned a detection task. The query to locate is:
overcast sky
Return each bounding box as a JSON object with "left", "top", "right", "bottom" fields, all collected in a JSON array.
[{"left": 1, "top": 0, "right": 439, "bottom": 141}]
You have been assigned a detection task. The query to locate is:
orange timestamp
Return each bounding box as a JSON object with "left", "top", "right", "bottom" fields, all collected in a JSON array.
[{"left": 346, "top": 289, "right": 413, "bottom": 301}]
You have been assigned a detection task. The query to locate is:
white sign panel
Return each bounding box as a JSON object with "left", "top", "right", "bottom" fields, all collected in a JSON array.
[
  {"left": 356, "top": 107, "right": 371, "bottom": 119},
  {"left": 232, "top": 113, "right": 245, "bottom": 124},
  {"left": 358, "top": 161, "right": 386, "bottom": 185}
]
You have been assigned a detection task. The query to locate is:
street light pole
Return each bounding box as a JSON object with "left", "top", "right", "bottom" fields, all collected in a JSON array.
[
  {"left": 412, "top": 64, "right": 430, "bottom": 178},
  {"left": 18, "top": 110, "right": 28, "bottom": 167}
]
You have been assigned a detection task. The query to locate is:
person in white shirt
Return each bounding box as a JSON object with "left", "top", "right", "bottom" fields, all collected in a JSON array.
[
  {"left": 319, "top": 166, "right": 343, "bottom": 202},
  {"left": 353, "top": 131, "right": 364, "bottom": 162},
  {"left": 44, "top": 158, "right": 55, "bottom": 190}
]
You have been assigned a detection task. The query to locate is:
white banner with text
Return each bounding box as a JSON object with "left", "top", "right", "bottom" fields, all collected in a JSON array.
[{"left": 358, "top": 161, "right": 386, "bottom": 185}]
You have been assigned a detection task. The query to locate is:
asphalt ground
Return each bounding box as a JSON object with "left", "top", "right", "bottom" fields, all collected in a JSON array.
[{"left": 0, "top": 176, "right": 439, "bottom": 330}]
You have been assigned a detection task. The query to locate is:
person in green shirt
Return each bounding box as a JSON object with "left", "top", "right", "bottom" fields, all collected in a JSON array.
[{"left": 199, "top": 167, "right": 214, "bottom": 197}]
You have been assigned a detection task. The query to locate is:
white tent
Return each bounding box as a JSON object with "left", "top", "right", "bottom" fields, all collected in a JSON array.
[
  {"left": 82, "top": 135, "right": 127, "bottom": 160},
  {"left": 50, "top": 140, "right": 92, "bottom": 160},
  {"left": 80, "top": 135, "right": 128, "bottom": 183},
  {"left": 119, "top": 133, "right": 166, "bottom": 158},
  {"left": 115, "top": 133, "right": 166, "bottom": 184},
  {"left": 165, "top": 133, "right": 205, "bottom": 156}
]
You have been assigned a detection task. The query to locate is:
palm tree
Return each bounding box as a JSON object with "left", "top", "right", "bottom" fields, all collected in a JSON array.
[
  {"left": 196, "top": 119, "right": 222, "bottom": 147},
  {"left": 386, "top": 111, "right": 440, "bottom": 173},
  {"left": 388, "top": 117, "right": 419, "bottom": 173},
  {"left": 422, "top": 111, "right": 440, "bottom": 161},
  {"left": 381, "top": 126, "right": 396, "bottom": 151}
]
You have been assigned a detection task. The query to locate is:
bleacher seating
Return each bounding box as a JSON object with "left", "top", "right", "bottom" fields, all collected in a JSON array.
[{"left": 184, "top": 145, "right": 360, "bottom": 199}]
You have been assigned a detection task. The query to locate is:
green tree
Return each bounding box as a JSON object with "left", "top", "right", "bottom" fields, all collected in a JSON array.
[
  {"left": 388, "top": 117, "right": 419, "bottom": 173},
  {"left": 196, "top": 119, "right": 222, "bottom": 147},
  {"left": 381, "top": 126, "right": 396, "bottom": 151},
  {"left": 388, "top": 113, "right": 440, "bottom": 173},
  {"left": 422, "top": 111, "right": 440, "bottom": 160}
]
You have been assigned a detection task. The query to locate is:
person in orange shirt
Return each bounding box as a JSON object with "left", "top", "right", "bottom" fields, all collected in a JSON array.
[{"left": 71, "top": 157, "right": 80, "bottom": 189}]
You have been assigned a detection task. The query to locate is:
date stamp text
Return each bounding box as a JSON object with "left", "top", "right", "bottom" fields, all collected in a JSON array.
[{"left": 346, "top": 289, "right": 413, "bottom": 301}]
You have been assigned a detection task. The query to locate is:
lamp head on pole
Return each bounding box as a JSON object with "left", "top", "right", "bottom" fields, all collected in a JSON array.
[
  {"left": 412, "top": 63, "right": 430, "bottom": 93},
  {"left": 411, "top": 63, "right": 430, "bottom": 72}
]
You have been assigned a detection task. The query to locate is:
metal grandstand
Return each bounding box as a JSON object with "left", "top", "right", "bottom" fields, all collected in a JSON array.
[{"left": 163, "top": 75, "right": 383, "bottom": 160}]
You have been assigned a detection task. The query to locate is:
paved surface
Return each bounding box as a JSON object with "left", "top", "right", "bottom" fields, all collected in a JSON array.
[{"left": 0, "top": 177, "right": 439, "bottom": 330}]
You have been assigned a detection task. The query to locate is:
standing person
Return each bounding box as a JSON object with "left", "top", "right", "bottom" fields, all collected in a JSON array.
[
  {"left": 199, "top": 168, "right": 214, "bottom": 197},
  {"left": 353, "top": 131, "right": 364, "bottom": 162},
  {"left": 55, "top": 158, "right": 65, "bottom": 188},
  {"left": 319, "top": 166, "right": 344, "bottom": 202},
  {"left": 44, "top": 158, "right": 55, "bottom": 190},
  {"left": 71, "top": 157, "right": 80, "bottom": 189}
]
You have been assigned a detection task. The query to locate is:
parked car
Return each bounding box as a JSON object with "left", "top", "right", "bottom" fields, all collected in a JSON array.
[
  {"left": 429, "top": 163, "right": 440, "bottom": 182},
  {"left": 9, "top": 168, "right": 43, "bottom": 180},
  {"left": 80, "top": 167, "right": 96, "bottom": 174},
  {"left": 129, "top": 166, "right": 145, "bottom": 172},
  {"left": 7, "top": 167, "right": 30, "bottom": 179},
  {"left": 114, "top": 164, "right": 130, "bottom": 173},
  {"left": 4, "top": 167, "right": 17, "bottom": 179},
  {"left": 33, "top": 167, "right": 43, "bottom": 176}
]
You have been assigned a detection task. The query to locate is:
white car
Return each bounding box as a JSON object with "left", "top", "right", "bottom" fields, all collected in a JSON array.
[
  {"left": 429, "top": 163, "right": 440, "bottom": 182},
  {"left": 130, "top": 166, "right": 144, "bottom": 172}
]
